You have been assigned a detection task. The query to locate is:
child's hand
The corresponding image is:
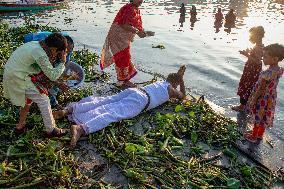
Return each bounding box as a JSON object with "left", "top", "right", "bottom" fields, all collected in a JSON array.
[{"left": 239, "top": 49, "right": 250, "bottom": 57}]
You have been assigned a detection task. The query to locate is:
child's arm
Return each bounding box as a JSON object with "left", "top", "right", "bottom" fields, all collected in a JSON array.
[
  {"left": 249, "top": 78, "right": 266, "bottom": 108},
  {"left": 248, "top": 46, "right": 263, "bottom": 64},
  {"left": 239, "top": 49, "right": 250, "bottom": 57}
]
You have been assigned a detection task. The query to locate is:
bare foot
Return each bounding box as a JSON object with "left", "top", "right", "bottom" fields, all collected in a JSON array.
[
  {"left": 53, "top": 110, "right": 67, "bottom": 120},
  {"left": 70, "top": 125, "right": 86, "bottom": 149},
  {"left": 15, "top": 123, "right": 26, "bottom": 134},
  {"left": 231, "top": 104, "right": 245, "bottom": 112},
  {"left": 118, "top": 80, "right": 137, "bottom": 89}
]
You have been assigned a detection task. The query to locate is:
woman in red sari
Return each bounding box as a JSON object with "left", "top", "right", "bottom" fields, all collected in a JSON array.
[{"left": 100, "top": 0, "right": 146, "bottom": 88}]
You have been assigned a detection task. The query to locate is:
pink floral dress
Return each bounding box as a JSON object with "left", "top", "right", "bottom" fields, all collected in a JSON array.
[{"left": 248, "top": 66, "right": 284, "bottom": 127}]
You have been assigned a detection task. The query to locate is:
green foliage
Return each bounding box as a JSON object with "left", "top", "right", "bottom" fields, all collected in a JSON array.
[{"left": 227, "top": 178, "right": 241, "bottom": 189}]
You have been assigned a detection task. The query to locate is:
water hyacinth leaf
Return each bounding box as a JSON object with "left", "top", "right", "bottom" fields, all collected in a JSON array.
[
  {"left": 240, "top": 166, "right": 252, "bottom": 177},
  {"left": 227, "top": 178, "right": 240, "bottom": 189},
  {"left": 175, "top": 104, "right": 184, "bottom": 112},
  {"left": 125, "top": 143, "right": 137, "bottom": 153},
  {"left": 223, "top": 148, "right": 237, "bottom": 159},
  {"left": 188, "top": 111, "right": 195, "bottom": 118},
  {"left": 171, "top": 136, "right": 183, "bottom": 146},
  {"left": 125, "top": 168, "right": 141, "bottom": 178},
  {"left": 191, "top": 130, "right": 198, "bottom": 144},
  {"left": 165, "top": 113, "right": 174, "bottom": 121},
  {"left": 125, "top": 143, "right": 147, "bottom": 154}
]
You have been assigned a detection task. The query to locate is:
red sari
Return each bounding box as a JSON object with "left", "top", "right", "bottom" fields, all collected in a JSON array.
[{"left": 100, "top": 3, "right": 143, "bottom": 81}]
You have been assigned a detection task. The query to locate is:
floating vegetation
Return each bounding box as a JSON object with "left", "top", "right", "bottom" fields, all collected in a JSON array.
[
  {"left": 152, "top": 44, "right": 165, "bottom": 49},
  {"left": 0, "top": 21, "right": 282, "bottom": 188}
]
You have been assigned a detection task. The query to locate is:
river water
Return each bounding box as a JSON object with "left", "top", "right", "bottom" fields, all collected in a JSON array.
[{"left": 1, "top": 0, "right": 284, "bottom": 138}]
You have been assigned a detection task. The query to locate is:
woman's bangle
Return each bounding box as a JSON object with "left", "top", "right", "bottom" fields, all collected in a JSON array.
[{"left": 134, "top": 28, "right": 139, "bottom": 34}]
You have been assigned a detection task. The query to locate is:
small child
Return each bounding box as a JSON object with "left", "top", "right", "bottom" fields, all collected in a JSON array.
[
  {"left": 245, "top": 44, "right": 284, "bottom": 142},
  {"left": 232, "top": 26, "right": 265, "bottom": 111}
]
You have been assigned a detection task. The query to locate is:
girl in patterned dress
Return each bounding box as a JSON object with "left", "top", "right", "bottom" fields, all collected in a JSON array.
[
  {"left": 232, "top": 26, "right": 265, "bottom": 112},
  {"left": 245, "top": 44, "right": 284, "bottom": 142}
]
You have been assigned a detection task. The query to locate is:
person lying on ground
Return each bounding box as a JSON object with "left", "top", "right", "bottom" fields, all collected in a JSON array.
[{"left": 53, "top": 65, "right": 187, "bottom": 148}]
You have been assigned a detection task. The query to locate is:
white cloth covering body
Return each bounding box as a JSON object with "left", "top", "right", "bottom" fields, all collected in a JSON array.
[{"left": 67, "top": 81, "right": 170, "bottom": 134}]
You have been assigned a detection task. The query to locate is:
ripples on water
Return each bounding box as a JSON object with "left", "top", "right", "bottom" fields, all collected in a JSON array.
[{"left": 1, "top": 0, "right": 284, "bottom": 135}]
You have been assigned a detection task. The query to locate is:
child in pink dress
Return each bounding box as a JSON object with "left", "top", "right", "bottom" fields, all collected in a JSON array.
[
  {"left": 245, "top": 44, "right": 284, "bottom": 142},
  {"left": 232, "top": 26, "right": 265, "bottom": 112}
]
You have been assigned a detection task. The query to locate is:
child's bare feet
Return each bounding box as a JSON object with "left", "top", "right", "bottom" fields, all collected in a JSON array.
[
  {"left": 231, "top": 104, "right": 245, "bottom": 112},
  {"left": 70, "top": 125, "right": 86, "bottom": 149},
  {"left": 53, "top": 110, "right": 67, "bottom": 120}
]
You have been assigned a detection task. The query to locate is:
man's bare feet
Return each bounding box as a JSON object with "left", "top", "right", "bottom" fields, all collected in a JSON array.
[
  {"left": 231, "top": 104, "right": 245, "bottom": 112},
  {"left": 53, "top": 110, "right": 67, "bottom": 120},
  {"left": 70, "top": 125, "right": 86, "bottom": 149}
]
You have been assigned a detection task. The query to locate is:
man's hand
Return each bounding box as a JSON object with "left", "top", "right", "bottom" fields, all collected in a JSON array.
[{"left": 177, "top": 65, "right": 186, "bottom": 77}]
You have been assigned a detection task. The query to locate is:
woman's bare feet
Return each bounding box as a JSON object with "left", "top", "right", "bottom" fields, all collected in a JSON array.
[
  {"left": 231, "top": 104, "right": 245, "bottom": 112},
  {"left": 15, "top": 123, "right": 26, "bottom": 134},
  {"left": 53, "top": 109, "right": 67, "bottom": 120},
  {"left": 70, "top": 125, "right": 86, "bottom": 149}
]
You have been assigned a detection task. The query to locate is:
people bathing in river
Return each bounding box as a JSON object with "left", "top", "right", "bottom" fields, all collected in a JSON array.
[
  {"left": 214, "top": 8, "right": 224, "bottom": 33},
  {"left": 215, "top": 8, "right": 224, "bottom": 23},
  {"left": 244, "top": 44, "right": 284, "bottom": 142},
  {"left": 224, "top": 9, "right": 236, "bottom": 28},
  {"left": 179, "top": 3, "right": 186, "bottom": 27},
  {"left": 53, "top": 66, "right": 186, "bottom": 148},
  {"left": 190, "top": 5, "right": 197, "bottom": 29},
  {"left": 3, "top": 33, "right": 69, "bottom": 137},
  {"left": 190, "top": 5, "right": 197, "bottom": 19},
  {"left": 100, "top": 0, "right": 148, "bottom": 89},
  {"left": 180, "top": 3, "right": 186, "bottom": 16},
  {"left": 232, "top": 26, "right": 265, "bottom": 112}
]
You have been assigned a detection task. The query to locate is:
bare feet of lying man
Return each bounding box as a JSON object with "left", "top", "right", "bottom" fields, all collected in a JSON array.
[
  {"left": 45, "top": 127, "right": 68, "bottom": 138},
  {"left": 70, "top": 125, "right": 86, "bottom": 149}
]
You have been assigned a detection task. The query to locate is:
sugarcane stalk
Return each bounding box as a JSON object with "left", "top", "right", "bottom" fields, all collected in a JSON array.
[
  {"left": 106, "top": 133, "right": 115, "bottom": 149},
  {"left": 6, "top": 178, "right": 42, "bottom": 189},
  {"left": 8, "top": 153, "right": 36, "bottom": 158}
]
